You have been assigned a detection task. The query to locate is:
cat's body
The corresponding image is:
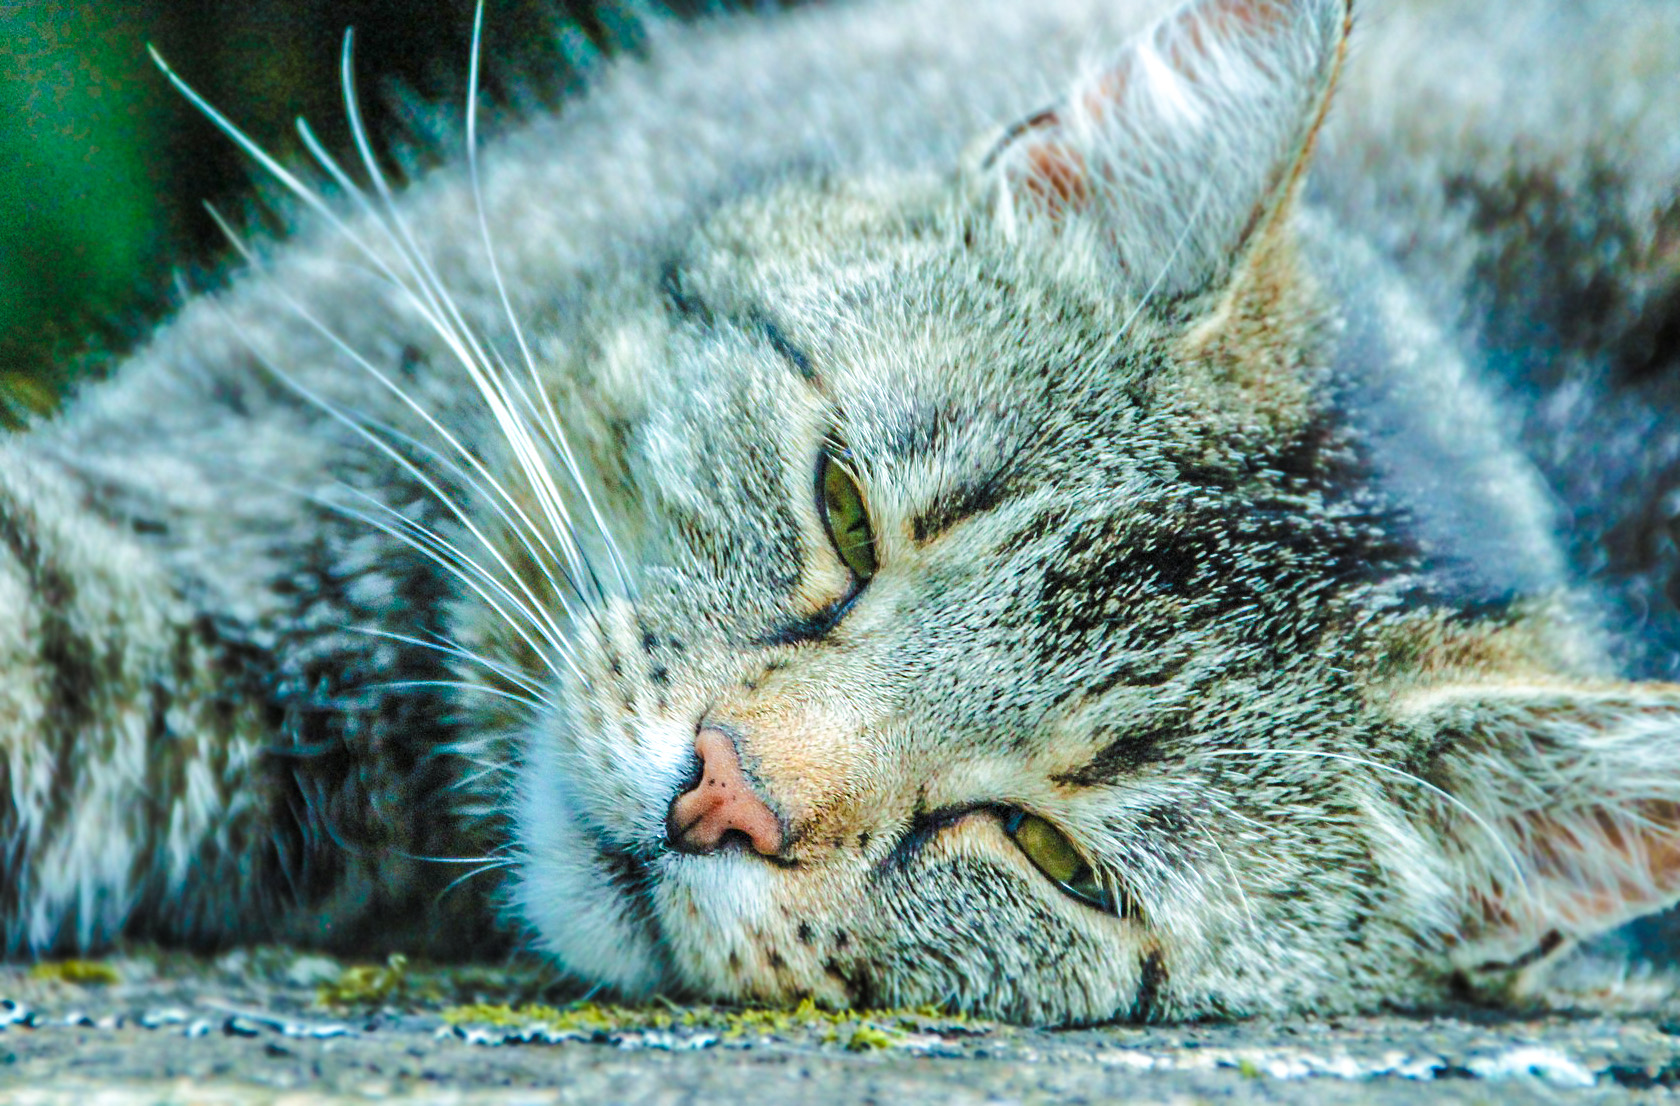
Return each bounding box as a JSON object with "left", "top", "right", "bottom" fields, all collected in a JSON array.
[{"left": 5, "top": 0, "right": 1680, "bottom": 1023}]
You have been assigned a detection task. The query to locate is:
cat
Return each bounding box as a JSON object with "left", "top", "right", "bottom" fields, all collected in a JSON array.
[{"left": 4, "top": 0, "right": 1680, "bottom": 1026}]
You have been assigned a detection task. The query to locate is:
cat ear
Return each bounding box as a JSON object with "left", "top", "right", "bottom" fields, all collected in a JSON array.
[
  {"left": 1411, "top": 683, "right": 1680, "bottom": 990},
  {"left": 981, "top": 0, "right": 1351, "bottom": 298}
]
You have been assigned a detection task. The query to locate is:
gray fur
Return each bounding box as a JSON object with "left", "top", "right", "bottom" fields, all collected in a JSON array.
[{"left": 4, "top": 0, "right": 1680, "bottom": 1024}]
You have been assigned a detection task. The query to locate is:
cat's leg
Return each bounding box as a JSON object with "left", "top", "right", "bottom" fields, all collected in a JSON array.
[{"left": 0, "top": 445, "right": 282, "bottom": 955}]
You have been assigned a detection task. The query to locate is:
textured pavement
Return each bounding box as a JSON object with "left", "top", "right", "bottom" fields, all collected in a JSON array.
[{"left": 3, "top": 949, "right": 1680, "bottom": 1103}]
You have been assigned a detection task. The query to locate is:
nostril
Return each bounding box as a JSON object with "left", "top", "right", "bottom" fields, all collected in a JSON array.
[
  {"left": 665, "top": 727, "right": 785, "bottom": 857},
  {"left": 714, "top": 828, "right": 756, "bottom": 853}
]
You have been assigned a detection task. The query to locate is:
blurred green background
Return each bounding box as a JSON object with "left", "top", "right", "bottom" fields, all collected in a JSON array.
[{"left": 0, "top": 0, "right": 745, "bottom": 427}]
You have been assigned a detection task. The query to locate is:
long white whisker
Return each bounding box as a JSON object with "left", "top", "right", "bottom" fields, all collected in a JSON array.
[
  {"left": 218, "top": 333, "right": 588, "bottom": 679},
  {"left": 438, "top": 859, "right": 518, "bottom": 900},
  {"left": 323, "top": 490, "right": 586, "bottom": 683},
  {"left": 311, "top": 390, "right": 591, "bottom": 622},
  {"left": 417, "top": 854, "right": 517, "bottom": 867},
  {"left": 244, "top": 125, "right": 597, "bottom": 609},
  {"left": 348, "top": 625, "right": 554, "bottom": 701},
  {"left": 149, "top": 45, "right": 363, "bottom": 240},
  {"left": 162, "top": 40, "right": 600, "bottom": 611},
  {"left": 453, "top": 761, "right": 519, "bottom": 792},
  {"left": 365, "top": 679, "right": 553, "bottom": 711},
  {"left": 327, "top": 474, "right": 580, "bottom": 658},
  {"left": 1117, "top": 174, "right": 1214, "bottom": 338},
  {"left": 157, "top": 43, "right": 616, "bottom": 673},
  {"left": 336, "top": 32, "right": 604, "bottom": 610},
  {"left": 328, "top": 506, "right": 580, "bottom": 682},
  {"left": 152, "top": 45, "right": 466, "bottom": 364},
  {"left": 190, "top": 369, "right": 584, "bottom": 676},
  {"left": 467, "top": 0, "right": 634, "bottom": 600},
  {"left": 1193, "top": 803, "right": 1258, "bottom": 937},
  {"left": 200, "top": 205, "right": 598, "bottom": 645}
]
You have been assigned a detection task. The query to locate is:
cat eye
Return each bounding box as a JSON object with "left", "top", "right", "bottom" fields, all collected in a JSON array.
[
  {"left": 1003, "top": 809, "right": 1117, "bottom": 914},
  {"left": 818, "top": 452, "right": 877, "bottom": 582}
]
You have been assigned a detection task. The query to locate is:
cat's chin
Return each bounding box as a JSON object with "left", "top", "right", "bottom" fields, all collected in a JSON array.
[{"left": 510, "top": 760, "right": 669, "bottom": 996}]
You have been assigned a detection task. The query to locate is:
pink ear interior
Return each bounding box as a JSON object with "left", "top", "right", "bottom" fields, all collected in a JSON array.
[
  {"left": 1015, "top": 125, "right": 1089, "bottom": 216},
  {"left": 1422, "top": 690, "right": 1680, "bottom": 966},
  {"left": 986, "top": 0, "right": 1350, "bottom": 294},
  {"left": 1476, "top": 800, "right": 1680, "bottom": 936}
]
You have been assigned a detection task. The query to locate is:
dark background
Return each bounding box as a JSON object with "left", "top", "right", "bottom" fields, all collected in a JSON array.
[{"left": 0, "top": 1, "right": 768, "bottom": 426}]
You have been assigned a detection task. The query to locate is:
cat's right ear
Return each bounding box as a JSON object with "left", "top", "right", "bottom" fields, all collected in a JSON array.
[
  {"left": 1407, "top": 681, "right": 1680, "bottom": 998},
  {"left": 976, "top": 0, "right": 1352, "bottom": 301}
]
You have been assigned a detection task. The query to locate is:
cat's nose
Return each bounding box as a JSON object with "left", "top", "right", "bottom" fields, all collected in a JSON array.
[{"left": 665, "top": 728, "right": 784, "bottom": 856}]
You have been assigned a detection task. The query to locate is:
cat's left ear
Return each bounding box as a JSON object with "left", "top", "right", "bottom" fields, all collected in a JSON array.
[
  {"left": 978, "top": 0, "right": 1351, "bottom": 300},
  {"left": 1408, "top": 682, "right": 1680, "bottom": 997}
]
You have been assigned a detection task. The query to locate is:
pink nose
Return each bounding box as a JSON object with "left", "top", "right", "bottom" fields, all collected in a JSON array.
[{"left": 666, "top": 728, "right": 784, "bottom": 856}]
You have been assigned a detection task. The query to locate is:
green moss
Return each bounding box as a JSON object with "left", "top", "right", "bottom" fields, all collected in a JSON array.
[
  {"left": 316, "top": 953, "right": 441, "bottom": 1010},
  {"left": 439, "top": 995, "right": 976, "bottom": 1049},
  {"left": 27, "top": 960, "right": 121, "bottom": 986},
  {"left": 843, "top": 1023, "right": 903, "bottom": 1051},
  {"left": 446, "top": 1000, "right": 690, "bottom": 1032},
  {"left": 441, "top": 1002, "right": 563, "bottom": 1027}
]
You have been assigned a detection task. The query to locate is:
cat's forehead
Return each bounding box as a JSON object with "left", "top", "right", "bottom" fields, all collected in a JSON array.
[{"left": 676, "top": 177, "right": 1167, "bottom": 490}]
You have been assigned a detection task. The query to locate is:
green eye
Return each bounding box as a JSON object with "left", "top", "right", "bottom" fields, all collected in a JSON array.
[
  {"left": 818, "top": 452, "right": 877, "bottom": 582},
  {"left": 1004, "top": 810, "right": 1118, "bottom": 914}
]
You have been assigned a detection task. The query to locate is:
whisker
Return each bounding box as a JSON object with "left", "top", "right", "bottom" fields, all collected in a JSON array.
[
  {"left": 348, "top": 625, "right": 554, "bottom": 702},
  {"left": 327, "top": 475, "right": 580, "bottom": 656},
  {"left": 467, "top": 0, "right": 634, "bottom": 600},
  {"left": 1185, "top": 798, "right": 1258, "bottom": 936},
  {"left": 438, "top": 859, "right": 518, "bottom": 902},
  {"left": 197, "top": 209, "right": 616, "bottom": 679},
  {"left": 453, "top": 761, "right": 520, "bottom": 792},
  {"left": 205, "top": 187, "right": 599, "bottom": 633},
  {"left": 157, "top": 42, "right": 621, "bottom": 698},
  {"left": 1115, "top": 174, "right": 1214, "bottom": 339},
  {"left": 363, "top": 679, "right": 554, "bottom": 712},
  {"left": 336, "top": 31, "right": 607, "bottom": 611},
  {"left": 199, "top": 202, "right": 589, "bottom": 617},
  {"left": 324, "top": 404, "right": 595, "bottom": 627},
  {"left": 159, "top": 45, "right": 603, "bottom": 622},
  {"left": 323, "top": 490, "right": 587, "bottom": 683}
]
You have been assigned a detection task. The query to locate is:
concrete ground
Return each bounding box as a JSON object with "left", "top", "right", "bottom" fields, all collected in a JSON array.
[{"left": 3, "top": 948, "right": 1679, "bottom": 1104}]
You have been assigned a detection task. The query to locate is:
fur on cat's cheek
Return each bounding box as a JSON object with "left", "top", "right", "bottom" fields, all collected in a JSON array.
[{"left": 510, "top": 749, "right": 667, "bottom": 995}]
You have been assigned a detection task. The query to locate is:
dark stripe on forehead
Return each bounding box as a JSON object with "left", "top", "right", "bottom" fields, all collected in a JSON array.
[
  {"left": 1052, "top": 722, "right": 1188, "bottom": 787},
  {"left": 660, "top": 260, "right": 819, "bottom": 385},
  {"left": 910, "top": 471, "right": 1009, "bottom": 544},
  {"left": 760, "top": 318, "right": 816, "bottom": 382}
]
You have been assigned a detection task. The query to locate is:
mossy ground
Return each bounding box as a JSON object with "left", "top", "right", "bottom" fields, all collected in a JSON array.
[
  {"left": 436, "top": 997, "right": 986, "bottom": 1051},
  {"left": 6, "top": 946, "right": 1680, "bottom": 1102},
  {"left": 4, "top": 945, "right": 969, "bottom": 1055},
  {"left": 294, "top": 949, "right": 986, "bottom": 1052},
  {"left": 26, "top": 959, "right": 123, "bottom": 986}
]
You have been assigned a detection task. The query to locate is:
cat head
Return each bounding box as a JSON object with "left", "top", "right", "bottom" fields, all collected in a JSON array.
[{"left": 497, "top": 0, "right": 1680, "bottom": 1023}]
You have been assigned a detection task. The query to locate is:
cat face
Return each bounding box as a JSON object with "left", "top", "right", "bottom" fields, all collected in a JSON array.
[{"left": 502, "top": 0, "right": 1680, "bottom": 1023}]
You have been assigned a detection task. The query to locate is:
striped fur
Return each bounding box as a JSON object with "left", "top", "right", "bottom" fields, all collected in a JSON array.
[{"left": 4, "top": 0, "right": 1680, "bottom": 1023}]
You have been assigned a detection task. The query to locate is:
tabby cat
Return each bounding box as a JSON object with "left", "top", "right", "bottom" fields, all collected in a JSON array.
[{"left": 4, "top": 0, "right": 1680, "bottom": 1024}]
